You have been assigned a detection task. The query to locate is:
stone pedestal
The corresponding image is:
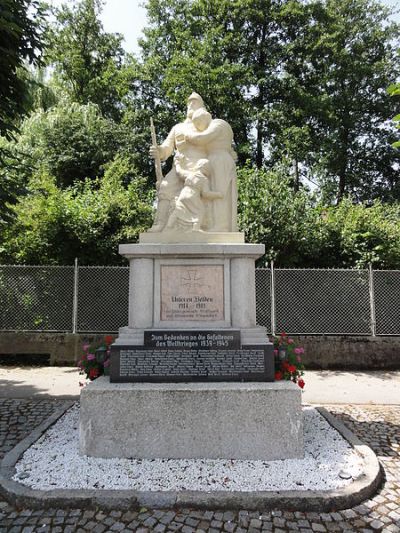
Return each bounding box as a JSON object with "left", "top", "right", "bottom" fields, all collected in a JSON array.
[
  {"left": 79, "top": 241, "right": 303, "bottom": 460},
  {"left": 79, "top": 378, "right": 304, "bottom": 460},
  {"left": 115, "top": 243, "right": 268, "bottom": 346}
]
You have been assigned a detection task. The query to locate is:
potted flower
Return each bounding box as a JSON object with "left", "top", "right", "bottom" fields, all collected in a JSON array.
[
  {"left": 77, "top": 335, "right": 114, "bottom": 383},
  {"left": 273, "top": 332, "right": 305, "bottom": 389}
]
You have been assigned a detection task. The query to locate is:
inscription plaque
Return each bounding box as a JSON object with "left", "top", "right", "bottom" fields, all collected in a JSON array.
[
  {"left": 110, "top": 344, "right": 274, "bottom": 383},
  {"left": 110, "top": 346, "right": 268, "bottom": 383},
  {"left": 144, "top": 330, "right": 240, "bottom": 350},
  {"left": 160, "top": 264, "right": 224, "bottom": 321}
]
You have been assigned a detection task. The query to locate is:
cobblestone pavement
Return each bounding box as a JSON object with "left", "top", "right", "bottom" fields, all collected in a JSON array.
[{"left": 0, "top": 400, "right": 399, "bottom": 532}]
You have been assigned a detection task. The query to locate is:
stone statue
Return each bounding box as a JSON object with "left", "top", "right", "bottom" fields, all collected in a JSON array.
[
  {"left": 188, "top": 108, "right": 238, "bottom": 232},
  {"left": 148, "top": 92, "right": 238, "bottom": 235},
  {"left": 166, "top": 156, "right": 223, "bottom": 231}
]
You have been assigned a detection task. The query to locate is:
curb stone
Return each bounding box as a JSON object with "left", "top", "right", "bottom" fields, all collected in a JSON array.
[{"left": 0, "top": 403, "right": 383, "bottom": 511}]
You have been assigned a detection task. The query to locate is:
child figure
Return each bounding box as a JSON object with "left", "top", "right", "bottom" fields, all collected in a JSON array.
[{"left": 166, "top": 156, "right": 222, "bottom": 231}]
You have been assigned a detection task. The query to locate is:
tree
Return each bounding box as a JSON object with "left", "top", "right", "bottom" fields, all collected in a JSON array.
[
  {"left": 237, "top": 164, "right": 320, "bottom": 266},
  {"left": 138, "top": 0, "right": 400, "bottom": 201},
  {"left": 0, "top": 0, "right": 46, "bottom": 139},
  {"left": 388, "top": 80, "right": 400, "bottom": 149},
  {"left": 285, "top": 0, "right": 400, "bottom": 203},
  {"left": 45, "top": 0, "right": 135, "bottom": 121},
  {"left": 16, "top": 101, "right": 121, "bottom": 187},
  {"left": 0, "top": 157, "right": 154, "bottom": 265}
]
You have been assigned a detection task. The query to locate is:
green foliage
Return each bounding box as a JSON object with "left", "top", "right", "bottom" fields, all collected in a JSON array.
[
  {"left": 2, "top": 0, "right": 400, "bottom": 267},
  {"left": 310, "top": 0, "right": 400, "bottom": 202},
  {"left": 17, "top": 101, "right": 120, "bottom": 187},
  {"left": 320, "top": 199, "right": 400, "bottom": 268},
  {"left": 46, "top": 0, "right": 134, "bottom": 120},
  {"left": 237, "top": 164, "right": 318, "bottom": 266},
  {"left": 237, "top": 165, "right": 400, "bottom": 268},
  {"left": 0, "top": 0, "right": 46, "bottom": 138},
  {"left": 0, "top": 156, "right": 154, "bottom": 265},
  {"left": 138, "top": 0, "right": 400, "bottom": 201}
]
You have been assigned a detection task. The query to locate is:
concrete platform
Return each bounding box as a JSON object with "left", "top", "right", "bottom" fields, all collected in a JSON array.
[{"left": 79, "top": 377, "right": 303, "bottom": 460}]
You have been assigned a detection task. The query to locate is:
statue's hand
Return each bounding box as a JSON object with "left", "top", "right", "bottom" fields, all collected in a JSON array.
[
  {"left": 149, "top": 144, "right": 160, "bottom": 159},
  {"left": 185, "top": 133, "right": 195, "bottom": 143}
]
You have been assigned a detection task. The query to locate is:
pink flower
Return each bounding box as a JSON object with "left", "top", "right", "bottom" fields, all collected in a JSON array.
[
  {"left": 273, "top": 349, "right": 279, "bottom": 356},
  {"left": 288, "top": 338, "right": 294, "bottom": 344},
  {"left": 294, "top": 347, "right": 302, "bottom": 354},
  {"left": 87, "top": 353, "right": 95, "bottom": 361},
  {"left": 296, "top": 356, "right": 302, "bottom": 362}
]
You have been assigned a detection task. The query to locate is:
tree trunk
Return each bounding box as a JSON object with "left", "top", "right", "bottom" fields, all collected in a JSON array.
[
  {"left": 337, "top": 127, "right": 349, "bottom": 204},
  {"left": 293, "top": 158, "right": 299, "bottom": 192},
  {"left": 256, "top": 118, "right": 263, "bottom": 168},
  {"left": 255, "top": 20, "right": 267, "bottom": 169}
]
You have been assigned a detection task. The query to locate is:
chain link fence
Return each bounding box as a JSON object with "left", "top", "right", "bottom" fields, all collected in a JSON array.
[
  {"left": 0, "top": 262, "right": 399, "bottom": 335},
  {"left": 0, "top": 265, "right": 74, "bottom": 331}
]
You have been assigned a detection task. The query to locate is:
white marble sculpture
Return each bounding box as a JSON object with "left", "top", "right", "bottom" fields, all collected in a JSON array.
[{"left": 148, "top": 92, "right": 238, "bottom": 235}]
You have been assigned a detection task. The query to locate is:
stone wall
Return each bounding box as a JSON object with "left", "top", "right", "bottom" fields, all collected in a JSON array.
[
  {"left": 0, "top": 332, "right": 105, "bottom": 366},
  {"left": 0, "top": 332, "right": 399, "bottom": 369},
  {"left": 292, "top": 335, "right": 400, "bottom": 370}
]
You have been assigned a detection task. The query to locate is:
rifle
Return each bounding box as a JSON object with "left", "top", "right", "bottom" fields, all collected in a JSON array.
[{"left": 150, "top": 118, "right": 163, "bottom": 188}]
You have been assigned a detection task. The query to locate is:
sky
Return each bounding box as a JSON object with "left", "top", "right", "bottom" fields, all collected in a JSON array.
[{"left": 52, "top": 0, "right": 400, "bottom": 56}]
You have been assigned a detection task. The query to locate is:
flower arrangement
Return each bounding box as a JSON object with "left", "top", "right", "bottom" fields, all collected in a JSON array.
[
  {"left": 273, "top": 332, "right": 305, "bottom": 389},
  {"left": 77, "top": 335, "right": 114, "bottom": 383}
]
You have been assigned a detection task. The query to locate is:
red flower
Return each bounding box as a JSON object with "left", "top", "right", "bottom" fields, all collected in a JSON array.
[
  {"left": 282, "top": 361, "right": 290, "bottom": 371},
  {"left": 89, "top": 367, "right": 100, "bottom": 380},
  {"left": 288, "top": 364, "right": 296, "bottom": 374},
  {"left": 104, "top": 335, "right": 113, "bottom": 346},
  {"left": 275, "top": 371, "right": 283, "bottom": 381},
  {"left": 280, "top": 331, "right": 287, "bottom": 337},
  {"left": 298, "top": 378, "right": 305, "bottom": 389}
]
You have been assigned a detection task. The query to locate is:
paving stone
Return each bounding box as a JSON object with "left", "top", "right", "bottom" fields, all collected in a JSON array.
[
  {"left": 0, "top": 401, "right": 399, "bottom": 533},
  {"left": 311, "top": 524, "right": 327, "bottom": 532},
  {"left": 181, "top": 526, "right": 195, "bottom": 533},
  {"left": 273, "top": 517, "right": 286, "bottom": 527},
  {"left": 223, "top": 511, "right": 236, "bottom": 521},
  {"left": 184, "top": 517, "right": 199, "bottom": 527},
  {"left": 152, "top": 524, "right": 166, "bottom": 532},
  {"left": 121, "top": 511, "right": 137, "bottom": 522},
  {"left": 249, "top": 518, "right": 263, "bottom": 529}
]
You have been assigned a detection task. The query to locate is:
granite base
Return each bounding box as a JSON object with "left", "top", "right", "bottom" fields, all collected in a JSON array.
[{"left": 79, "top": 378, "right": 303, "bottom": 460}]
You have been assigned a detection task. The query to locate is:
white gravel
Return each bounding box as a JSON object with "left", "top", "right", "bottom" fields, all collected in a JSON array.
[{"left": 13, "top": 405, "right": 363, "bottom": 492}]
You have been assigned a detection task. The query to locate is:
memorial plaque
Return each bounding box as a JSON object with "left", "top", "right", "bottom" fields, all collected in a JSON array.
[
  {"left": 144, "top": 330, "right": 240, "bottom": 350},
  {"left": 160, "top": 264, "right": 224, "bottom": 321},
  {"left": 110, "top": 344, "right": 274, "bottom": 383}
]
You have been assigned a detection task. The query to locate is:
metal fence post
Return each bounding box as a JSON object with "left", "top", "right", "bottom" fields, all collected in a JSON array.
[
  {"left": 72, "top": 258, "right": 79, "bottom": 334},
  {"left": 368, "top": 263, "right": 376, "bottom": 337},
  {"left": 270, "top": 260, "right": 276, "bottom": 336}
]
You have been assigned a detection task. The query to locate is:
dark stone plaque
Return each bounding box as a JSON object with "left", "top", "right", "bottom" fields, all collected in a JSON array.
[
  {"left": 110, "top": 343, "right": 274, "bottom": 383},
  {"left": 144, "top": 330, "right": 240, "bottom": 350}
]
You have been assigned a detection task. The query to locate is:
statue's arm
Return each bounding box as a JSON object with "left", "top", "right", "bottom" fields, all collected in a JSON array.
[
  {"left": 201, "top": 177, "right": 223, "bottom": 200},
  {"left": 186, "top": 123, "right": 220, "bottom": 145},
  {"left": 174, "top": 160, "right": 190, "bottom": 181},
  {"left": 158, "top": 126, "right": 176, "bottom": 160}
]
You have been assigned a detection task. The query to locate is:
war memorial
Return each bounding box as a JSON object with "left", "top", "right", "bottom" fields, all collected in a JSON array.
[{"left": 79, "top": 92, "right": 304, "bottom": 460}]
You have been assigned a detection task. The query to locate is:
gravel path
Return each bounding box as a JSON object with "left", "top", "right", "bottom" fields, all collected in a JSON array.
[{"left": 13, "top": 405, "right": 363, "bottom": 492}]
